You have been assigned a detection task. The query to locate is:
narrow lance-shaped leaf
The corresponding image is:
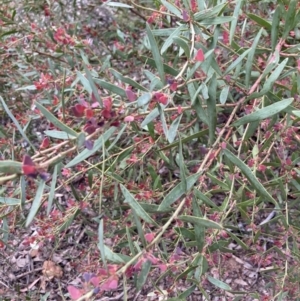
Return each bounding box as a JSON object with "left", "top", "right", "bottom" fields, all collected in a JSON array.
[
  {"left": 47, "top": 164, "right": 58, "bottom": 216},
  {"left": 173, "top": 36, "right": 190, "bottom": 59},
  {"left": 229, "top": 0, "right": 243, "bottom": 44},
  {"left": 178, "top": 215, "right": 223, "bottom": 229},
  {"left": 26, "top": 180, "right": 45, "bottom": 227},
  {"left": 0, "top": 96, "right": 36, "bottom": 151},
  {"left": 98, "top": 219, "right": 107, "bottom": 269},
  {"left": 192, "top": 199, "right": 205, "bottom": 252},
  {"left": 65, "top": 127, "right": 117, "bottom": 168},
  {"left": 207, "top": 275, "right": 231, "bottom": 291},
  {"left": 194, "top": 3, "right": 228, "bottom": 21},
  {"left": 223, "top": 149, "right": 279, "bottom": 207},
  {"left": 199, "top": 16, "right": 235, "bottom": 26},
  {"left": 245, "top": 28, "right": 263, "bottom": 88},
  {"left": 161, "top": 0, "right": 182, "bottom": 18},
  {"left": 178, "top": 135, "right": 187, "bottom": 192},
  {"left": 120, "top": 184, "right": 158, "bottom": 226},
  {"left": 271, "top": 6, "right": 281, "bottom": 51},
  {"left": 246, "top": 13, "right": 272, "bottom": 30},
  {"left": 167, "top": 114, "right": 182, "bottom": 143},
  {"left": 233, "top": 98, "right": 293, "bottom": 127},
  {"left": 84, "top": 63, "right": 102, "bottom": 107},
  {"left": 34, "top": 101, "right": 78, "bottom": 137},
  {"left": 207, "top": 74, "right": 217, "bottom": 145},
  {"left": 136, "top": 260, "right": 152, "bottom": 291},
  {"left": 161, "top": 24, "right": 187, "bottom": 55},
  {"left": 158, "top": 173, "right": 201, "bottom": 210},
  {"left": 146, "top": 23, "right": 166, "bottom": 84},
  {"left": 224, "top": 48, "right": 251, "bottom": 75},
  {"left": 283, "top": 0, "right": 297, "bottom": 38}
]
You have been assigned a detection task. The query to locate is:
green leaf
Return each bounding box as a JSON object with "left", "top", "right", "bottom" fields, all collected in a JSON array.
[
  {"left": 219, "top": 86, "right": 229, "bottom": 104},
  {"left": 77, "top": 132, "right": 86, "bottom": 148},
  {"left": 207, "top": 74, "right": 217, "bottom": 145},
  {"left": 178, "top": 215, "right": 223, "bottom": 229},
  {"left": 199, "top": 16, "right": 235, "bottom": 25},
  {"left": 291, "top": 110, "right": 300, "bottom": 118},
  {"left": 224, "top": 48, "right": 251, "bottom": 75},
  {"left": 47, "top": 164, "right": 58, "bottom": 216},
  {"left": 271, "top": 6, "right": 281, "bottom": 52},
  {"left": 34, "top": 101, "right": 78, "bottom": 137},
  {"left": 233, "top": 98, "right": 293, "bottom": 127},
  {"left": 106, "top": 2, "right": 133, "bottom": 8},
  {"left": 98, "top": 219, "right": 107, "bottom": 269},
  {"left": 141, "top": 108, "right": 160, "bottom": 128},
  {"left": 137, "top": 92, "right": 152, "bottom": 107},
  {"left": 0, "top": 96, "right": 36, "bottom": 151},
  {"left": 140, "top": 56, "right": 179, "bottom": 76},
  {"left": 207, "top": 275, "right": 231, "bottom": 291},
  {"left": 178, "top": 135, "right": 187, "bottom": 192},
  {"left": 246, "top": 13, "right": 272, "bottom": 30},
  {"left": 158, "top": 105, "right": 169, "bottom": 140},
  {"left": 132, "top": 209, "right": 147, "bottom": 248},
  {"left": 192, "top": 199, "right": 205, "bottom": 252},
  {"left": 226, "top": 231, "right": 248, "bottom": 250},
  {"left": 110, "top": 69, "right": 148, "bottom": 91},
  {"left": 178, "top": 285, "right": 197, "bottom": 299},
  {"left": 248, "top": 58, "right": 288, "bottom": 100},
  {"left": 0, "top": 197, "right": 21, "bottom": 205},
  {"left": 283, "top": 0, "right": 297, "bottom": 38},
  {"left": 158, "top": 173, "right": 201, "bottom": 210},
  {"left": 44, "top": 130, "right": 76, "bottom": 140},
  {"left": 100, "top": 245, "right": 131, "bottom": 263},
  {"left": 223, "top": 149, "right": 279, "bottom": 207},
  {"left": 161, "top": 0, "right": 182, "bottom": 18},
  {"left": 159, "top": 129, "right": 209, "bottom": 151},
  {"left": 83, "top": 63, "right": 102, "bottom": 107},
  {"left": 136, "top": 260, "right": 152, "bottom": 291},
  {"left": 245, "top": 28, "right": 263, "bottom": 88},
  {"left": 167, "top": 114, "right": 182, "bottom": 143},
  {"left": 93, "top": 78, "right": 126, "bottom": 97},
  {"left": 229, "top": 0, "right": 243, "bottom": 44},
  {"left": 146, "top": 23, "right": 166, "bottom": 84},
  {"left": 194, "top": 3, "right": 228, "bottom": 21},
  {"left": 26, "top": 180, "right": 45, "bottom": 227},
  {"left": 161, "top": 25, "right": 187, "bottom": 54},
  {"left": 0, "top": 160, "right": 22, "bottom": 174},
  {"left": 65, "top": 127, "right": 117, "bottom": 168},
  {"left": 194, "top": 188, "right": 219, "bottom": 210},
  {"left": 173, "top": 36, "right": 190, "bottom": 59},
  {"left": 76, "top": 71, "right": 92, "bottom": 94},
  {"left": 120, "top": 184, "right": 158, "bottom": 226}
]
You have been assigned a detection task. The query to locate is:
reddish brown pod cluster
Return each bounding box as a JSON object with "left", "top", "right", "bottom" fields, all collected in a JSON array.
[
  {"left": 22, "top": 155, "right": 50, "bottom": 181},
  {"left": 70, "top": 96, "right": 120, "bottom": 135}
]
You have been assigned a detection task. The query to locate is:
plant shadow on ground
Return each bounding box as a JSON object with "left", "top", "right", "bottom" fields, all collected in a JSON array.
[{"left": 1, "top": 0, "right": 300, "bottom": 300}]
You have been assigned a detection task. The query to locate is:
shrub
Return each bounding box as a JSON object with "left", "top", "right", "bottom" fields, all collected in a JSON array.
[{"left": 1, "top": 0, "right": 300, "bottom": 300}]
